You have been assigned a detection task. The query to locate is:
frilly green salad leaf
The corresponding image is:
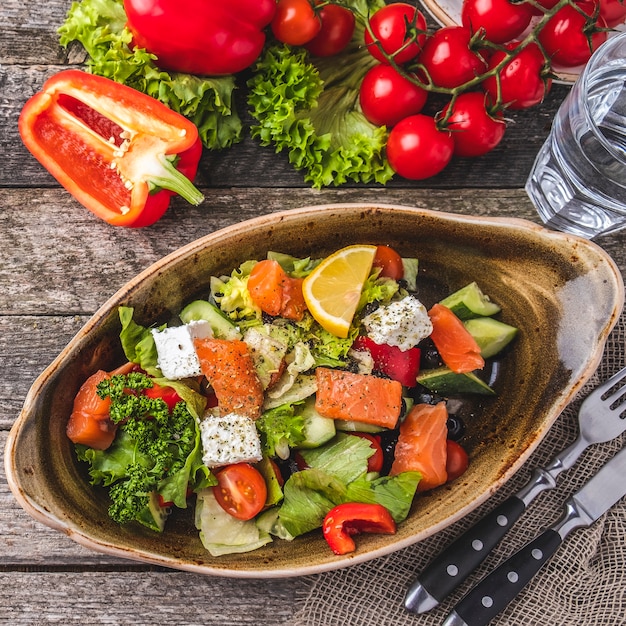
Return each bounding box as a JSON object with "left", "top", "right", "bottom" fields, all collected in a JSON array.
[
  {"left": 58, "top": 0, "right": 241, "bottom": 150},
  {"left": 247, "top": 0, "right": 394, "bottom": 188}
]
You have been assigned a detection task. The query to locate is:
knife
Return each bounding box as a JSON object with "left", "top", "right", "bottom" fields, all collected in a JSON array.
[{"left": 441, "top": 445, "right": 626, "bottom": 626}]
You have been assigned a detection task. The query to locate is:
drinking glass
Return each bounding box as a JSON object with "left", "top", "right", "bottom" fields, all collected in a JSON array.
[{"left": 526, "top": 33, "right": 626, "bottom": 239}]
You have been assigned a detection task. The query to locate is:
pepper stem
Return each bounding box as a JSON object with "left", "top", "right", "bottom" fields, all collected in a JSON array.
[{"left": 148, "top": 155, "right": 204, "bottom": 206}]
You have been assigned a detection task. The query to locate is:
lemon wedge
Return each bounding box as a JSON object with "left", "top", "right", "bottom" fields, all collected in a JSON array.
[{"left": 302, "top": 244, "right": 377, "bottom": 338}]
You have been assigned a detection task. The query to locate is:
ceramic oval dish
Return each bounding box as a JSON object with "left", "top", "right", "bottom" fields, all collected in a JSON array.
[{"left": 5, "top": 204, "right": 624, "bottom": 578}]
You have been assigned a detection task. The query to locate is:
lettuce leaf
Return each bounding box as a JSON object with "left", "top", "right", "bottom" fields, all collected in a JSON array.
[
  {"left": 118, "top": 306, "right": 161, "bottom": 376},
  {"left": 58, "top": 0, "right": 241, "bottom": 150},
  {"left": 247, "top": 2, "right": 394, "bottom": 189}
]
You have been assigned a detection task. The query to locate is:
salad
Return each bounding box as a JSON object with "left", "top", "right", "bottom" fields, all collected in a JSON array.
[{"left": 66, "top": 244, "right": 517, "bottom": 556}]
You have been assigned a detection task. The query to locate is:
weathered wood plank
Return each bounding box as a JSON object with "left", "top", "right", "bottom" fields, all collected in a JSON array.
[{"left": 0, "top": 570, "right": 311, "bottom": 625}]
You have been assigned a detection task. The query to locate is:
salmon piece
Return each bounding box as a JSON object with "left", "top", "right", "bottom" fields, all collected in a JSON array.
[
  {"left": 428, "top": 303, "right": 485, "bottom": 373},
  {"left": 314, "top": 367, "right": 403, "bottom": 429},
  {"left": 247, "top": 259, "right": 306, "bottom": 321},
  {"left": 390, "top": 402, "right": 448, "bottom": 492},
  {"left": 66, "top": 370, "right": 115, "bottom": 449},
  {"left": 194, "top": 337, "right": 264, "bottom": 419}
]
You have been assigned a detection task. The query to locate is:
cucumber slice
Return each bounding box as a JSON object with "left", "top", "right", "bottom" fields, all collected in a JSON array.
[
  {"left": 334, "top": 420, "right": 384, "bottom": 434},
  {"left": 465, "top": 317, "right": 518, "bottom": 359},
  {"left": 439, "top": 282, "right": 501, "bottom": 320},
  {"left": 180, "top": 300, "right": 241, "bottom": 340},
  {"left": 417, "top": 366, "right": 496, "bottom": 396},
  {"left": 296, "top": 398, "right": 336, "bottom": 448},
  {"left": 256, "top": 456, "right": 284, "bottom": 506},
  {"left": 136, "top": 491, "right": 169, "bottom": 532}
]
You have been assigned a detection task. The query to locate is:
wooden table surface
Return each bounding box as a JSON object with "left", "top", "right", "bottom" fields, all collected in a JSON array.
[{"left": 2, "top": 2, "right": 626, "bottom": 625}]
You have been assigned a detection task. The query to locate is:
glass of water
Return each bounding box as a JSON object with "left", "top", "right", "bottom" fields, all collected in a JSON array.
[{"left": 526, "top": 33, "right": 626, "bottom": 239}]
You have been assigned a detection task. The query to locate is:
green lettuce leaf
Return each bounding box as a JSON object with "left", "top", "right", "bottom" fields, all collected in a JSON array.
[
  {"left": 58, "top": 0, "right": 241, "bottom": 149},
  {"left": 118, "top": 306, "right": 160, "bottom": 376},
  {"left": 256, "top": 403, "right": 306, "bottom": 458},
  {"left": 247, "top": 4, "right": 394, "bottom": 189},
  {"left": 345, "top": 471, "right": 422, "bottom": 523}
]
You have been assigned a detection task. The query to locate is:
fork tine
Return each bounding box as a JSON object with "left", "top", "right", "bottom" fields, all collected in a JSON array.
[{"left": 594, "top": 366, "right": 626, "bottom": 400}]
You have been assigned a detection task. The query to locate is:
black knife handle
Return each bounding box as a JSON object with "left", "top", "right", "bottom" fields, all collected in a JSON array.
[
  {"left": 405, "top": 496, "right": 526, "bottom": 611},
  {"left": 446, "top": 529, "right": 563, "bottom": 626}
]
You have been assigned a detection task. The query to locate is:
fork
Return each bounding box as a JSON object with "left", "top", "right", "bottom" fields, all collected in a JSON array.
[{"left": 404, "top": 365, "right": 626, "bottom": 615}]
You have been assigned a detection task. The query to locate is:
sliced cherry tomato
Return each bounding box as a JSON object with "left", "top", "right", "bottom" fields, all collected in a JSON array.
[
  {"left": 272, "top": 0, "right": 321, "bottom": 46},
  {"left": 443, "top": 92, "right": 506, "bottom": 157},
  {"left": 446, "top": 440, "right": 470, "bottom": 481},
  {"left": 418, "top": 26, "right": 488, "bottom": 89},
  {"left": 386, "top": 114, "right": 454, "bottom": 180},
  {"left": 600, "top": 0, "right": 626, "bottom": 26},
  {"left": 322, "top": 502, "right": 396, "bottom": 555},
  {"left": 352, "top": 432, "right": 384, "bottom": 473},
  {"left": 482, "top": 41, "right": 552, "bottom": 110},
  {"left": 144, "top": 382, "right": 183, "bottom": 412},
  {"left": 372, "top": 245, "right": 404, "bottom": 280},
  {"left": 539, "top": 1, "right": 608, "bottom": 68},
  {"left": 212, "top": 462, "right": 268, "bottom": 521},
  {"left": 352, "top": 335, "right": 421, "bottom": 388},
  {"left": 364, "top": 3, "right": 427, "bottom": 65},
  {"left": 461, "top": 0, "right": 534, "bottom": 44},
  {"left": 305, "top": 4, "right": 355, "bottom": 57},
  {"left": 359, "top": 64, "right": 427, "bottom": 127}
]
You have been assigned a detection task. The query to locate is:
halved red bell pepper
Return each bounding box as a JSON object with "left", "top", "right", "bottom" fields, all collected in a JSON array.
[
  {"left": 123, "top": 0, "right": 277, "bottom": 76},
  {"left": 322, "top": 502, "right": 397, "bottom": 555},
  {"left": 352, "top": 335, "right": 421, "bottom": 387},
  {"left": 18, "top": 70, "right": 203, "bottom": 227}
]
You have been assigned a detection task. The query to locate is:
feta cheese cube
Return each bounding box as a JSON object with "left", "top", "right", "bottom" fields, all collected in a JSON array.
[
  {"left": 152, "top": 320, "right": 212, "bottom": 380},
  {"left": 362, "top": 296, "right": 433, "bottom": 351},
  {"left": 200, "top": 412, "right": 263, "bottom": 468}
]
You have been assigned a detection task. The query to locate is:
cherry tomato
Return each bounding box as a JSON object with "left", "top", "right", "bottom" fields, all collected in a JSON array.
[
  {"left": 305, "top": 4, "right": 355, "bottom": 57},
  {"left": 271, "top": 0, "right": 321, "bottom": 46},
  {"left": 359, "top": 64, "right": 427, "bottom": 127},
  {"left": 600, "top": 0, "right": 626, "bottom": 26},
  {"left": 539, "top": 1, "right": 608, "bottom": 68},
  {"left": 373, "top": 244, "right": 404, "bottom": 280},
  {"left": 446, "top": 440, "right": 469, "bottom": 482},
  {"left": 386, "top": 114, "right": 454, "bottom": 180},
  {"left": 351, "top": 432, "right": 384, "bottom": 473},
  {"left": 461, "top": 0, "right": 534, "bottom": 44},
  {"left": 364, "top": 3, "right": 427, "bottom": 65},
  {"left": 212, "top": 462, "right": 268, "bottom": 520},
  {"left": 482, "top": 41, "right": 552, "bottom": 110},
  {"left": 418, "top": 26, "right": 488, "bottom": 89},
  {"left": 443, "top": 92, "right": 506, "bottom": 157},
  {"left": 144, "top": 382, "right": 183, "bottom": 412}
]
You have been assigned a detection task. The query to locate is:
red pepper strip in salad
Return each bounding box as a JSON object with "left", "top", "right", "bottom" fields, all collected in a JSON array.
[
  {"left": 322, "top": 503, "right": 397, "bottom": 555},
  {"left": 18, "top": 70, "right": 204, "bottom": 227},
  {"left": 123, "top": 0, "right": 277, "bottom": 76}
]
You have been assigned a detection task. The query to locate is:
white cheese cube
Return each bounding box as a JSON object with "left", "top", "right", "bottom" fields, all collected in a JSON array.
[
  {"left": 362, "top": 296, "right": 433, "bottom": 352},
  {"left": 200, "top": 412, "right": 263, "bottom": 468},
  {"left": 152, "top": 320, "right": 212, "bottom": 380}
]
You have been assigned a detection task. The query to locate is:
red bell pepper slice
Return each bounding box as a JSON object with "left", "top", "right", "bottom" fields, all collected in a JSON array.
[
  {"left": 124, "top": 0, "right": 277, "bottom": 76},
  {"left": 352, "top": 335, "right": 421, "bottom": 387},
  {"left": 18, "top": 70, "right": 203, "bottom": 227},
  {"left": 322, "top": 502, "right": 397, "bottom": 555}
]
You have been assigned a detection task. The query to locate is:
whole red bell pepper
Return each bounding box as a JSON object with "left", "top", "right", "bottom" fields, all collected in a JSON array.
[
  {"left": 18, "top": 70, "right": 203, "bottom": 227},
  {"left": 123, "top": 0, "right": 277, "bottom": 76}
]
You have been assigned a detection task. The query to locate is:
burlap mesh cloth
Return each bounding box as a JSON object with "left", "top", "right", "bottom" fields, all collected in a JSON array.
[{"left": 286, "top": 314, "right": 626, "bottom": 626}]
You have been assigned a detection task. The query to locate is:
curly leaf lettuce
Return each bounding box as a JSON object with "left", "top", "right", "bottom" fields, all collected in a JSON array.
[
  {"left": 58, "top": 0, "right": 241, "bottom": 150},
  {"left": 247, "top": 2, "right": 393, "bottom": 189}
]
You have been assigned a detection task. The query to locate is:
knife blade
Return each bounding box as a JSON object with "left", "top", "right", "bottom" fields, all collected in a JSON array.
[{"left": 442, "top": 444, "right": 626, "bottom": 626}]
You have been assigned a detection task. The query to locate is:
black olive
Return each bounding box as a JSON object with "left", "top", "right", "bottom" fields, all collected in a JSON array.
[
  {"left": 378, "top": 428, "right": 399, "bottom": 476},
  {"left": 410, "top": 383, "right": 445, "bottom": 405},
  {"left": 360, "top": 301, "right": 380, "bottom": 317},
  {"left": 446, "top": 415, "right": 466, "bottom": 441},
  {"left": 274, "top": 455, "right": 299, "bottom": 480},
  {"left": 419, "top": 338, "right": 444, "bottom": 369}
]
